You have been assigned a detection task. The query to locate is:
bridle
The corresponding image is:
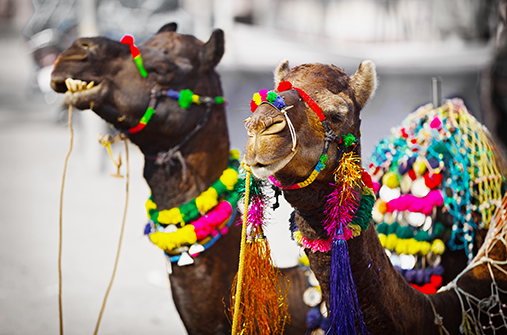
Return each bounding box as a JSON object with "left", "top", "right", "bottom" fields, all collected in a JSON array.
[
  {"left": 251, "top": 80, "right": 357, "bottom": 190},
  {"left": 119, "top": 35, "right": 226, "bottom": 171}
]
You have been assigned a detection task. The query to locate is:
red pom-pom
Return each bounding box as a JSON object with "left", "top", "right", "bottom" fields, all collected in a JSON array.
[
  {"left": 362, "top": 169, "right": 374, "bottom": 189},
  {"left": 424, "top": 172, "right": 443, "bottom": 189},
  {"left": 430, "top": 275, "right": 443, "bottom": 288},
  {"left": 408, "top": 169, "right": 417, "bottom": 181},
  {"left": 277, "top": 81, "right": 292, "bottom": 92},
  {"left": 120, "top": 35, "right": 134, "bottom": 45},
  {"left": 250, "top": 100, "right": 258, "bottom": 112}
]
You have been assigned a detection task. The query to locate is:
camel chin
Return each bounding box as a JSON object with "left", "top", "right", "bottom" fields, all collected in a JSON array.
[{"left": 249, "top": 149, "right": 297, "bottom": 179}]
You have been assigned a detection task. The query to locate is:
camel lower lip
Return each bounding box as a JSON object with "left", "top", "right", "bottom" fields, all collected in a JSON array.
[
  {"left": 249, "top": 150, "right": 297, "bottom": 179},
  {"left": 64, "top": 83, "right": 102, "bottom": 106}
]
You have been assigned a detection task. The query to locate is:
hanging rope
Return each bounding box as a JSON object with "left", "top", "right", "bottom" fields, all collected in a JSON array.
[
  {"left": 231, "top": 168, "right": 251, "bottom": 335},
  {"left": 93, "top": 138, "right": 130, "bottom": 335},
  {"left": 58, "top": 104, "right": 74, "bottom": 335}
]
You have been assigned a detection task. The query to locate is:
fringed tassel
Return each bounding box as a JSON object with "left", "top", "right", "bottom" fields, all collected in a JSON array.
[
  {"left": 230, "top": 171, "right": 290, "bottom": 335},
  {"left": 329, "top": 236, "right": 369, "bottom": 335},
  {"left": 230, "top": 230, "right": 290, "bottom": 334},
  {"left": 459, "top": 312, "right": 478, "bottom": 335}
]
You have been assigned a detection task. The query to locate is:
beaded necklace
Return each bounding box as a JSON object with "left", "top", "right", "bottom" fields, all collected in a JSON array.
[{"left": 144, "top": 151, "right": 241, "bottom": 265}]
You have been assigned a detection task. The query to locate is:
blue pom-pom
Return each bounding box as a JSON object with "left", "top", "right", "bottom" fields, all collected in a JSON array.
[
  {"left": 273, "top": 96, "right": 286, "bottom": 109},
  {"left": 415, "top": 269, "right": 425, "bottom": 285},
  {"left": 320, "top": 316, "right": 330, "bottom": 331},
  {"left": 167, "top": 89, "right": 180, "bottom": 99},
  {"left": 144, "top": 220, "right": 154, "bottom": 235},
  {"left": 306, "top": 308, "right": 322, "bottom": 329},
  {"left": 433, "top": 264, "right": 445, "bottom": 276},
  {"left": 404, "top": 269, "right": 416, "bottom": 283}
]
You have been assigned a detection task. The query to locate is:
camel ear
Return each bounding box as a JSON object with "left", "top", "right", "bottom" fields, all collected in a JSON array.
[
  {"left": 274, "top": 59, "right": 290, "bottom": 87},
  {"left": 158, "top": 22, "right": 177, "bottom": 33},
  {"left": 200, "top": 29, "right": 224, "bottom": 71},
  {"left": 349, "top": 60, "right": 377, "bottom": 109}
]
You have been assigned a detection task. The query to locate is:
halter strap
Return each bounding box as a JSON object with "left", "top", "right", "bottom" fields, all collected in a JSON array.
[
  {"left": 249, "top": 81, "right": 356, "bottom": 190},
  {"left": 119, "top": 35, "right": 225, "bottom": 135}
]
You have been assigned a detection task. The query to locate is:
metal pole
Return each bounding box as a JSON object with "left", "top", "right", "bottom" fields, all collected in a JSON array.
[{"left": 432, "top": 77, "right": 442, "bottom": 108}]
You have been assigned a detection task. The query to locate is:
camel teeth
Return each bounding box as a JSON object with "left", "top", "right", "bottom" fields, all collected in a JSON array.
[
  {"left": 65, "top": 78, "right": 95, "bottom": 92},
  {"left": 65, "top": 78, "right": 73, "bottom": 92}
]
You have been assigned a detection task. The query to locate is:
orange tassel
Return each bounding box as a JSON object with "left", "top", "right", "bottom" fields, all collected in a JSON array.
[{"left": 230, "top": 227, "right": 290, "bottom": 334}]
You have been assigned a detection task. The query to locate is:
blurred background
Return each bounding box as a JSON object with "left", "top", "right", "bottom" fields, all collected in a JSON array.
[{"left": 0, "top": 0, "right": 505, "bottom": 334}]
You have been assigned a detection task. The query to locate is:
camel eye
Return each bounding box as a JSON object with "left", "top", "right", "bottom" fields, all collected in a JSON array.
[{"left": 79, "top": 41, "right": 91, "bottom": 49}]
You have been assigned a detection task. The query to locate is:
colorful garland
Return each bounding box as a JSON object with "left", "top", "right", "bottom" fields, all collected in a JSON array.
[
  {"left": 144, "top": 151, "right": 241, "bottom": 263},
  {"left": 369, "top": 99, "right": 504, "bottom": 291}
]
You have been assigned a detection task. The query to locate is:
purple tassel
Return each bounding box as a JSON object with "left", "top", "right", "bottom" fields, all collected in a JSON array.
[{"left": 329, "top": 235, "right": 369, "bottom": 335}]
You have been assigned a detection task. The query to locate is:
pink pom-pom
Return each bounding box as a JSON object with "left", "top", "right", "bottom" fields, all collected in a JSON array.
[
  {"left": 430, "top": 117, "right": 442, "bottom": 129},
  {"left": 259, "top": 89, "right": 268, "bottom": 100},
  {"left": 373, "top": 181, "right": 381, "bottom": 194},
  {"left": 193, "top": 201, "right": 232, "bottom": 240},
  {"left": 386, "top": 190, "right": 443, "bottom": 215}
]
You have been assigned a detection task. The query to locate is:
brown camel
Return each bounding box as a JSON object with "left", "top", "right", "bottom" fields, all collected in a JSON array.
[
  {"left": 244, "top": 60, "right": 507, "bottom": 334},
  {"left": 50, "top": 24, "right": 309, "bottom": 334}
]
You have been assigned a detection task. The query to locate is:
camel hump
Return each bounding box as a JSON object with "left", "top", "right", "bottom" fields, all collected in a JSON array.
[
  {"left": 157, "top": 22, "right": 178, "bottom": 33},
  {"left": 200, "top": 29, "right": 224, "bottom": 72}
]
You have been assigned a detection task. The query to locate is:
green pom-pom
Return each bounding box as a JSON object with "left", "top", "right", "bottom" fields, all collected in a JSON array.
[
  {"left": 414, "top": 230, "right": 431, "bottom": 241},
  {"left": 387, "top": 221, "right": 400, "bottom": 235},
  {"left": 179, "top": 89, "right": 194, "bottom": 109},
  {"left": 395, "top": 225, "right": 414, "bottom": 239},
  {"left": 266, "top": 91, "right": 277, "bottom": 103},
  {"left": 342, "top": 133, "right": 356, "bottom": 147},
  {"left": 376, "top": 222, "right": 389, "bottom": 235},
  {"left": 433, "top": 222, "right": 445, "bottom": 237},
  {"left": 214, "top": 96, "right": 225, "bottom": 104}
]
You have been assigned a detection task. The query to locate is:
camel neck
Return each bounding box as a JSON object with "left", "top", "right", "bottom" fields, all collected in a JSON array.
[
  {"left": 138, "top": 106, "right": 230, "bottom": 210},
  {"left": 284, "top": 150, "right": 458, "bottom": 334}
]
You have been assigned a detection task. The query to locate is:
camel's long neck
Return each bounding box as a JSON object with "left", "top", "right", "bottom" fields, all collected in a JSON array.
[
  {"left": 137, "top": 105, "right": 230, "bottom": 210},
  {"left": 285, "top": 154, "right": 460, "bottom": 334}
]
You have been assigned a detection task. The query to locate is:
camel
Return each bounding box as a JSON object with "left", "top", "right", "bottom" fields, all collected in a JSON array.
[
  {"left": 244, "top": 59, "right": 507, "bottom": 334},
  {"left": 50, "top": 24, "right": 309, "bottom": 334}
]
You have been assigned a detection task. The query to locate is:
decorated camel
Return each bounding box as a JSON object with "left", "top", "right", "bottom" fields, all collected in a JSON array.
[
  {"left": 244, "top": 60, "right": 507, "bottom": 334},
  {"left": 50, "top": 24, "right": 309, "bottom": 334}
]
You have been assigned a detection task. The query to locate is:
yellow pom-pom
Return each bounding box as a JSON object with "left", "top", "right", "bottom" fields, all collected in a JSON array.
[
  {"left": 395, "top": 238, "right": 409, "bottom": 255},
  {"left": 413, "top": 158, "right": 427, "bottom": 176},
  {"left": 192, "top": 94, "right": 201, "bottom": 104},
  {"left": 145, "top": 198, "right": 157, "bottom": 217},
  {"left": 253, "top": 92, "right": 262, "bottom": 105},
  {"left": 419, "top": 241, "right": 431, "bottom": 255},
  {"left": 385, "top": 233, "right": 398, "bottom": 251},
  {"left": 158, "top": 207, "right": 184, "bottom": 225},
  {"left": 431, "top": 239, "right": 445, "bottom": 255},
  {"left": 293, "top": 231, "right": 303, "bottom": 246},
  {"left": 407, "top": 238, "right": 421, "bottom": 255},
  {"left": 230, "top": 149, "right": 240, "bottom": 160},
  {"left": 382, "top": 171, "right": 399, "bottom": 189},
  {"left": 299, "top": 254, "right": 310, "bottom": 266},
  {"left": 378, "top": 233, "right": 387, "bottom": 247},
  {"left": 347, "top": 223, "right": 362, "bottom": 238},
  {"left": 220, "top": 168, "right": 239, "bottom": 190},
  {"left": 195, "top": 188, "right": 219, "bottom": 213},
  {"left": 149, "top": 225, "right": 197, "bottom": 252}
]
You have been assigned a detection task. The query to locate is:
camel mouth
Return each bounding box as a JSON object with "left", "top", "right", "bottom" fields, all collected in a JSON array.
[
  {"left": 249, "top": 149, "right": 297, "bottom": 179},
  {"left": 58, "top": 78, "right": 102, "bottom": 108}
]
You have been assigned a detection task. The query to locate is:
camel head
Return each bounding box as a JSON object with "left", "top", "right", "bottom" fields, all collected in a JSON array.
[
  {"left": 244, "top": 60, "right": 377, "bottom": 187},
  {"left": 50, "top": 23, "right": 225, "bottom": 144}
]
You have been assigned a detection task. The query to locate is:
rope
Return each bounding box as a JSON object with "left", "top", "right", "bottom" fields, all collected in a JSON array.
[
  {"left": 93, "top": 138, "right": 130, "bottom": 335},
  {"left": 58, "top": 104, "right": 74, "bottom": 335},
  {"left": 231, "top": 167, "right": 251, "bottom": 335}
]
